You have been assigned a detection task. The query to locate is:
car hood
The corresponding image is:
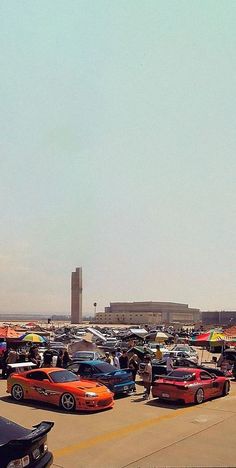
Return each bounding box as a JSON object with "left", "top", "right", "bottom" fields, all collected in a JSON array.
[{"left": 55, "top": 380, "right": 108, "bottom": 392}]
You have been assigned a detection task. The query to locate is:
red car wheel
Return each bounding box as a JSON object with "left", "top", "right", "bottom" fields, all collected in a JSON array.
[
  {"left": 222, "top": 381, "right": 230, "bottom": 396},
  {"left": 194, "top": 388, "right": 204, "bottom": 404}
]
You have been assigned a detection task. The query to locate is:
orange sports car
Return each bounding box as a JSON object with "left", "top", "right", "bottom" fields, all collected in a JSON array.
[{"left": 7, "top": 367, "right": 114, "bottom": 412}]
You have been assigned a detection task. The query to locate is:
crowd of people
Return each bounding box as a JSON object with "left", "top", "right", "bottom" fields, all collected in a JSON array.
[
  {"left": 102, "top": 345, "right": 164, "bottom": 399},
  {"left": 1, "top": 345, "right": 72, "bottom": 378}
]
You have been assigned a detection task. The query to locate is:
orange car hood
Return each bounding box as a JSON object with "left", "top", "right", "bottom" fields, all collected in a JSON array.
[{"left": 55, "top": 380, "right": 106, "bottom": 392}]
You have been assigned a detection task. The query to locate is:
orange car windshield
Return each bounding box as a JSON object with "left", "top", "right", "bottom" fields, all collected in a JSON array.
[{"left": 49, "top": 370, "right": 79, "bottom": 383}]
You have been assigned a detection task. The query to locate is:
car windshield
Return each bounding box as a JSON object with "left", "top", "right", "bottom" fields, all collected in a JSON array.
[
  {"left": 49, "top": 370, "right": 79, "bottom": 383},
  {"left": 167, "top": 370, "right": 195, "bottom": 380},
  {"left": 95, "top": 362, "right": 116, "bottom": 373}
]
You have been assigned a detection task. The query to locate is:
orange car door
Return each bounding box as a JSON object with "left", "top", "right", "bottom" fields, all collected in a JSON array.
[{"left": 26, "top": 370, "right": 52, "bottom": 402}]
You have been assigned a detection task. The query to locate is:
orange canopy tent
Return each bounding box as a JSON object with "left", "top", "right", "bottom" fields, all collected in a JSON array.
[{"left": 0, "top": 326, "right": 21, "bottom": 339}]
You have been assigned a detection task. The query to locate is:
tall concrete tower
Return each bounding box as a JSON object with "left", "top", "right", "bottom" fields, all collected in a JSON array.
[{"left": 71, "top": 267, "right": 82, "bottom": 324}]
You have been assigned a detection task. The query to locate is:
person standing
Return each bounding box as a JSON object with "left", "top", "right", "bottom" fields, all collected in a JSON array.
[
  {"left": 166, "top": 353, "right": 174, "bottom": 373},
  {"left": 6, "top": 349, "right": 18, "bottom": 377},
  {"left": 43, "top": 346, "right": 53, "bottom": 367},
  {"left": 119, "top": 350, "right": 129, "bottom": 369},
  {"left": 129, "top": 354, "right": 139, "bottom": 391},
  {"left": 111, "top": 351, "right": 120, "bottom": 368},
  {"left": 116, "top": 347, "right": 122, "bottom": 359},
  {"left": 56, "top": 349, "right": 64, "bottom": 368},
  {"left": 62, "top": 350, "right": 71, "bottom": 368},
  {"left": 142, "top": 355, "right": 152, "bottom": 400},
  {"left": 1, "top": 349, "right": 9, "bottom": 379},
  {"left": 155, "top": 345, "right": 163, "bottom": 361},
  {"left": 104, "top": 351, "right": 112, "bottom": 364}
]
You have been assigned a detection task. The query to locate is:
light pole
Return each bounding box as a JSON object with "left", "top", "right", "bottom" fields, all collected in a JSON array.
[{"left": 93, "top": 302, "right": 97, "bottom": 317}]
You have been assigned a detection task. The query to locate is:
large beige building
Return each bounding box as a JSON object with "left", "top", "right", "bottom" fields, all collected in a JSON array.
[
  {"left": 95, "top": 301, "right": 200, "bottom": 325},
  {"left": 71, "top": 267, "right": 83, "bottom": 324}
]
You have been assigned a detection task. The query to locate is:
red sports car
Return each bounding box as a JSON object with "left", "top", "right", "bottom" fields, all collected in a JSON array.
[
  {"left": 152, "top": 368, "right": 230, "bottom": 404},
  {"left": 7, "top": 368, "right": 114, "bottom": 412}
]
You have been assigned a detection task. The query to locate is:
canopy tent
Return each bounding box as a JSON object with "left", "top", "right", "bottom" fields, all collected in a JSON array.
[
  {"left": 68, "top": 338, "right": 105, "bottom": 356},
  {"left": 190, "top": 330, "right": 236, "bottom": 344},
  {"left": 155, "top": 331, "right": 169, "bottom": 342},
  {"left": 223, "top": 326, "right": 236, "bottom": 338},
  {"left": 0, "top": 326, "right": 20, "bottom": 339}
]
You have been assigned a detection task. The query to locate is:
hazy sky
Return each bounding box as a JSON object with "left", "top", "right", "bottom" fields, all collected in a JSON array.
[{"left": 1, "top": 1, "right": 236, "bottom": 315}]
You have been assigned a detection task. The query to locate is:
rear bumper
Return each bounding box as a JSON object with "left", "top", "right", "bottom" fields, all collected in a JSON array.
[
  {"left": 112, "top": 381, "right": 135, "bottom": 394},
  {"left": 31, "top": 451, "right": 53, "bottom": 468},
  {"left": 152, "top": 388, "right": 192, "bottom": 403}
]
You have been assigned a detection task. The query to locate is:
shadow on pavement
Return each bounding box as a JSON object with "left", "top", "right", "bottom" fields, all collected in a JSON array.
[
  {"left": 145, "top": 398, "right": 185, "bottom": 410},
  {"left": 129, "top": 395, "right": 185, "bottom": 410},
  {"left": 0, "top": 395, "right": 112, "bottom": 415}
]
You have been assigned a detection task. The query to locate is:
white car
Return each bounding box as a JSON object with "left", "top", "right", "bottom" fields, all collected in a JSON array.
[
  {"left": 171, "top": 344, "right": 198, "bottom": 357},
  {"left": 170, "top": 350, "right": 198, "bottom": 364}
]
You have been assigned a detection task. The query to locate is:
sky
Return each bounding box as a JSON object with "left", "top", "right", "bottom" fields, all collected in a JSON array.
[{"left": 0, "top": 1, "right": 236, "bottom": 315}]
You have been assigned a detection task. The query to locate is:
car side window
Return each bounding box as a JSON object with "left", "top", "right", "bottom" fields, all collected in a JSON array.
[
  {"left": 26, "top": 371, "right": 49, "bottom": 381},
  {"left": 200, "top": 372, "right": 211, "bottom": 381},
  {"left": 68, "top": 364, "right": 79, "bottom": 373},
  {"left": 79, "top": 364, "right": 91, "bottom": 375}
]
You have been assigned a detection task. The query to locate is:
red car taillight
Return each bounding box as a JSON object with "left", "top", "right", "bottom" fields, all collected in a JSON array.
[
  {"left": 175, "top": 385, "right": 189, "bottom": 390},
  {"left": 112, "top": 377, "right": 121, "bottom": 384}
]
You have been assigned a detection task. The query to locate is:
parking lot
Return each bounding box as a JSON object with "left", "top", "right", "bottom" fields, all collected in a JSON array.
[{"left": 1, "top": 379, "right": 236, "bottom": 467}]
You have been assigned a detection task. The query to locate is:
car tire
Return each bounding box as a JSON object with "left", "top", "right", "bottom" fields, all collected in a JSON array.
[
  {"left": 222, "top": 381, "right": 230, "bottom": 396},
  {"left": 194, "top": 388, "right": 204, "bottom": 404},
  {"left": 11, "top": 384, "right": 24, "bottom": 401},
  {"left": 60, "top": 393, "right": 75, "bottom": 411}
]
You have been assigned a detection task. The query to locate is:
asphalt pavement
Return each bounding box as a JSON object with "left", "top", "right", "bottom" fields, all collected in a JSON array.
[{"left": 0, "top": 379, "right": 236, "bottom": 467}]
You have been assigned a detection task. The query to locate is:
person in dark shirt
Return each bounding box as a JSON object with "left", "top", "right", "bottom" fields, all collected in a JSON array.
[
  {"left": 119, "top": 350, "right": 129, "bottom": 369},
  {"left": 128, "top": 353, "right": 139, "bottom": 390},
  {"left": 43, "top": 347, "right": 53, "bottom": 367},
  {"left": 62, "top": 350, "right": 71, "bottom": 368},
  {"left": 56, "top": 349, "right": 64, "bottom": 368}
]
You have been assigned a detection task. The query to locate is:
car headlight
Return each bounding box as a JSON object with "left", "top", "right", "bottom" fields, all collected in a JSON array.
[
  {"left": 7, "top": 455, "right": 30, "bottom": 468},
  {"left": 85, "top": 392, "right": 98, "bottom": 397}
]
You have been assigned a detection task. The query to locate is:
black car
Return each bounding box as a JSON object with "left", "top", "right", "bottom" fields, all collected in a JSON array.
[
  {"left": 151, "top": 358, "right": 225, "bottom": 381},
  {"left": 0, "top": 417, "right": 54, "bottom": 468}
]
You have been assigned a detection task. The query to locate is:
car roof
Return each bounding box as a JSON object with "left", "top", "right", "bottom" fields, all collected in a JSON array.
[
  {"left": 0, "top": 417, "right": 30, "bottom": 445},
  {"left": 25, "top": 367, "right": 64, "bottom": 374},
  {"left": 171, "top": 367, "right": 199, "bottom": 373},
  {"left": 71, "top": 360, "right": 104, "bottom": 365}
]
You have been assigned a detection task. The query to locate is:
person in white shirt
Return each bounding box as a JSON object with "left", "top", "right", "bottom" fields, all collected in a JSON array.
[
  {"left": 166, "top": 353, "right": 174, "bottom": 373},
  {"left": 141, "top": 355, "right": 152, "bottom": 399},
  {"left": 112, "top": 351, "right": 120, "bottom": 368}
]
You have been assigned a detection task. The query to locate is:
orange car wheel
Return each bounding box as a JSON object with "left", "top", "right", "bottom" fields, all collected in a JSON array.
[
  {"left": 60, "top": 393, "right": 75, "bottom": 411},
  {"left": 11, "top": 384, "right": 24, "bottom": 401}
]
